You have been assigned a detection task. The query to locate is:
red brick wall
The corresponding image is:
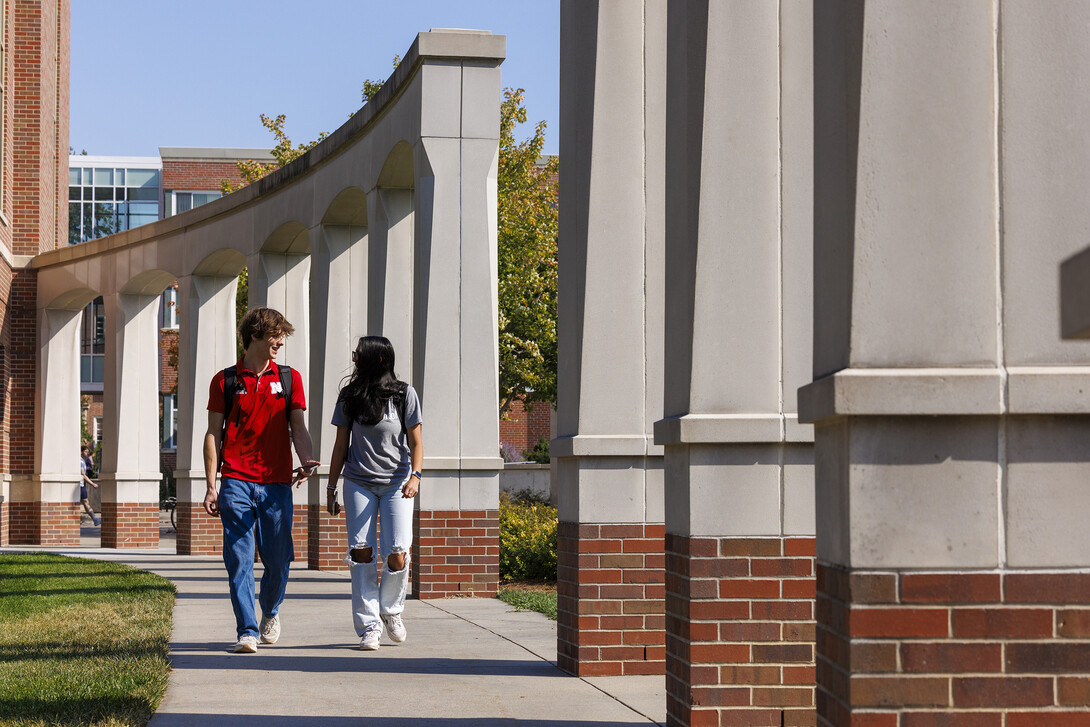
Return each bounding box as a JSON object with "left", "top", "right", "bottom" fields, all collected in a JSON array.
[
  {"left": 162, "top": 159, "right": 252, "bottom": 192},
  {"left": 100, "top": 502, "right": 157, "bottom": 548},
  {"left": 10, "top": 500, "right": 77, "bottom": 545},
  {"left": 176, "top": 502, "right": 220, "bottom": 555},
  {"left": 817, "top": 564, "right": 1090, "bottom": 726},
  {"left": 159, "top": 327, "right": 178, "bottom": 394},
  {"left": 10, "top": 269, "right": 35, "bottom": 476},
  {"left": 557, "top": 522, "right": 666, "bottom": 676},
  {"left": 308, "top": 504, "right": 348, "bottom": 571},
  {"left": 414, "top": 509, "right": 499, "bottom": 598},
  {"left": 0, "top": 498, "right": 7, "bottom": 545},
  {"left": 500, "top": 398, "right": 552, "bottom": 456},
  {"left": 667, "top": 535, "right": 816, "bottom": 727}
]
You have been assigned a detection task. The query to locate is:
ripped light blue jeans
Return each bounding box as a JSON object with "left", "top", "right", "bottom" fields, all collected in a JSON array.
[{"left": 343, "top": 478, "right": 414, "bottom": 635}]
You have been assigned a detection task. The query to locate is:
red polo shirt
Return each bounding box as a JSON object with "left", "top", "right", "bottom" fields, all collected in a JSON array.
[{"left": 208, "top": 360, "right": 306, "bottom": 484}]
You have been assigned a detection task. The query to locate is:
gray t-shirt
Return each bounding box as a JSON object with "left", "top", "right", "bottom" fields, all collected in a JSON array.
[{"left": 332, "top": 385, "right": 422, "bottom": 485}]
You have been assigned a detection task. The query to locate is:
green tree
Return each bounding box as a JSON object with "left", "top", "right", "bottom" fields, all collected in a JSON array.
[
  {"left": 497, "top": 88, "right": 558, "bottom": 415},
  {"left": 220, "top": 115, "right": 328, "bottom": 194}
]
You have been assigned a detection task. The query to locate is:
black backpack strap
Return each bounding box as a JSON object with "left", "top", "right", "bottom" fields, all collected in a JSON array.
[
  {"left": 395, "top": 382, "right": 408, "bottom": 439},
  {"left": 279, "top": 365, "right": 294, "bottom": 429},
  {"left": 219, "top": 365, "right": 239, "bottom": 471}
]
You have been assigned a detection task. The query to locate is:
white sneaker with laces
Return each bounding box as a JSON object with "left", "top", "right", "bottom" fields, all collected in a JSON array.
[
  {"left": 232, "top": 635, "right": 258, "bottom": 653},
  {"left": 260, "top": 614, "right": 280, "bottom": 644},
  {"left": 382, "top": 613, "right": 407, "bottom": 643},
  {"left": 359, "top": 624, "right": 382, "bottom": 651}
]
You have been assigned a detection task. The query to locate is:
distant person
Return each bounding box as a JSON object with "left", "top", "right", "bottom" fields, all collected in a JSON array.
[
  {"left": 203, "top": 307, "right": 320, "bottom": 654},
  {"left": 327, "top": 336, "right": 422, "bottom": 650},
  {"left": 79, "top": 444, "right": 99, "bottom": 526}
]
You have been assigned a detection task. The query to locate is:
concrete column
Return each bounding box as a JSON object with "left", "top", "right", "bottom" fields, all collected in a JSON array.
[
  {"left": 804, "top": 3, "right": 1090, "bottom": 724},
  {"left": 366, "top": 188, "right": 414, "bottom": 378},
  {"left": 247, "top": 249, "right": 312, "bottom": 561},
  {"left": 99, "top": 292, "right": 162, "bottom": 548},
  {"left": 555, "top": 0, "right": 666, "bottom": 676},
  {"left": 653, "top": 3, "right": 815, "bottom": 725},
  {"left": 308, "top": 222, "right": 367, "bottom": 570},
  {"left": 16, "top": 307, "right": 83, "bottom": 545},
  {"left": 174, "top": 273, "right": 238, "bottom": 555},
  {"left": 411, "top": 56, "right": 504, "bottom": 598}
]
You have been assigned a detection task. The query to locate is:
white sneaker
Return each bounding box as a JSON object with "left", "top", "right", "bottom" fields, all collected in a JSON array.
[
  {"left": 382, "top": 613, "right": 406, "bottom": 643},
  {"left": 359, "top": 624, "right": 382, "bottom": 651},
  {"left": 232, "top": 635, "right": 258, "bottom": 653},
  {"left": 260, "top": 614, "right": 280, "bottom": 644}
]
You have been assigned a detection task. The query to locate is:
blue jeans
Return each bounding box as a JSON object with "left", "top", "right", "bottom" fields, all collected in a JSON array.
[
  {"left": 219, "top": 477, "right": 294, "bottom": 639},
  {"left": 343, "top": 478, "right": 414, "bottom": 635}
]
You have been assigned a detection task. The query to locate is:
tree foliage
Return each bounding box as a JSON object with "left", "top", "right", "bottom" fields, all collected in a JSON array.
[
  {"left": 497, "top": 88, "right": 558, "bottom": 415},
  {"left": 220, "top": 115, "right": 328, "bottom": 194}
]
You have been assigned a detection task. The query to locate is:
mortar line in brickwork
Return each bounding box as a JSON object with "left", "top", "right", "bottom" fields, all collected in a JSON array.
[{"left": 426, "top": 599, "right": 660, "bottom": 724}]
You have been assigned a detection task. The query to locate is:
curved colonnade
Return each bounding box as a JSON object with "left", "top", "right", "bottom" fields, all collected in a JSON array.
[{"left": 24, "top": 29, "right": 506, "bottom": 596}]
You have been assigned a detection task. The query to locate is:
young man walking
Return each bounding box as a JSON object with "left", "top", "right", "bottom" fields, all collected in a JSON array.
[{"left": 203, "top": 307, "right": 320, "bottom": 653}]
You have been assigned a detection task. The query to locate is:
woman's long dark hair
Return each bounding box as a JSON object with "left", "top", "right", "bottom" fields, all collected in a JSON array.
[{"left": 340, "top": 336, "right": 403, "bottom": 425}]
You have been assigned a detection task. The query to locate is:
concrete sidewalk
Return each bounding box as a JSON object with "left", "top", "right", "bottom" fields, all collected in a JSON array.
[{"left": 3, "top": 534, "right": 666, "bottom": 726}]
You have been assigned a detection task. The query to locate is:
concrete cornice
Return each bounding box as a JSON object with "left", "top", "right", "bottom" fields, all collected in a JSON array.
[
  {"left": 653, "top": 414, "right": 813, "bottom": 445},
  {"left": 32, "top": 29, "right": 507, "bottom": 272},
  {"left": 551, "top": 434, "right": 660, "bottom": 458},
  {"left": 799, "top": 366, "right": 1090, "bottom": 422},
  {"left": 158, "top": 147, "right": 275, "bottom": 162}
]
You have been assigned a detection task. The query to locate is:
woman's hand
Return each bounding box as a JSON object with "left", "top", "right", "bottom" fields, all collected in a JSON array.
[
  {"left": 401, "top": 474, "right": 419, "bottom": 499},
  {"left": 326, "top": 487, "right": 340, "bottom": 516}
]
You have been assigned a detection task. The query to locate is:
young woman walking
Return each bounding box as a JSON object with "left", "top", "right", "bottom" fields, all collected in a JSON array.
[{"left": 327, "top": 336, "right": 422, "bottom": 650}]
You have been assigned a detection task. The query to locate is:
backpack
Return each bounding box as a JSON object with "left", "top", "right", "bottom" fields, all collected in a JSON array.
[{"left": 219, "top": 364, "right": 294, "bottom": 470}]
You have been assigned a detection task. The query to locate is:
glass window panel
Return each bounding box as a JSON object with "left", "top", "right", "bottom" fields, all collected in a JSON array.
[
  {"left": 175, "top": 192, "right": 192, "bottom": 214},
  {"left": 80, "top": 355, "right": 91, "bottom": 383},
  {"left": 93, "top": 168, "right": 113, "bottom": 186},
  {"left": 93, "top": 187, "right": 112, "bottom": 201},
  {"left": 128, "top": 213, "right": 158, "bottom": 229},
  {"left": 69, "top": 168, "right": 81, "bottom": 185},
  {"left": 115, "top": 169, "right": 125, "bottom": 185},
  {"left": 115, "top": 187, "right": 125, "bottom": 201},
  {"left": 126, "top": 169, "right": 159, "bottom": 188},
  {"left": 82, "top": 203, "right": 93, "bottom": 242},
  {"left": 91, "top": 355, "right": 104, "bottom": 383},
  {"left": 91, "top": 203, "right": 115, "bottom": 238},
  {"left": 128, "top": 201, "right": 158, "bottom": 215},
  {"left": 192, "top": 192, "right": 221, "bottom": 208},
  {"left": 128, "top": 187, "right": 157, "bottom": 201},
  {"left": 69, "top": 186, "right": 81, "bottom": 201},
  {"left": 68, "top": 203, "right": 81, "bottom": 245}
]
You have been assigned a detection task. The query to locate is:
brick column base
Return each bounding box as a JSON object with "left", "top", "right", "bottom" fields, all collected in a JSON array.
[
  {"left": 308, "top": 503, "right": 348, "bottom": 570},
  {"left": 817, "top": 564, "right": 1090, "bottom": 726},
  {"left": 9, "top": 501, "right": 79, "bottom": 545},
  {"left": 665, "top": 535, "right": 816, "bottom": 727},
  {"left": 414, "top": 509, "right": 499, "bottom": 598},
  {"left": 176, "top": 502, "right": 221, "bottom": 555},
  {"left": 557, "top": 522, "right": 666, "bottom": 676},
  {"left": 291, "top": 503, "right": 308, "bottom": 563},
  {"left": 100, "top": 503, "right": 158, "bottom": 548}
]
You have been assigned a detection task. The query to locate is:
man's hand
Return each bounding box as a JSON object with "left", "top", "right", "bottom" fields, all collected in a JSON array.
[
  {"left": 203, "top": 488, "right": 219, "bottom": 517},
  {"left": 326, "top": 488, "right": 340, "bottom": 516},
  {"left": 292, "top": 459, "right": 320, "bottom": 487}
]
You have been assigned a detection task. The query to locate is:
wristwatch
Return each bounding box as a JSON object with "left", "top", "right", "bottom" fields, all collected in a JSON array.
[{"left": 410, "top": 471, "right": 423, "bottom": 480}]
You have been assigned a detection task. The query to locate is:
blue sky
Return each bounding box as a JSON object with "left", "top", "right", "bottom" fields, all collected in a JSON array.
[{"left": 70, "top": 0, "right": 559, "bottom": 157}]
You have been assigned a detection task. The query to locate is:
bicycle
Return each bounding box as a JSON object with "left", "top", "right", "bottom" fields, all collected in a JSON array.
[{"left": 161, "top": 496, "right": 177, "bottom": 532}]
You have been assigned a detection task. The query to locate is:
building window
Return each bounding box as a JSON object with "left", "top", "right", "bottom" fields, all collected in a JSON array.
[
  {"left": 161, "top": 394, "right": 177, "bottom": 450},
  {"left": 93, "top": 416, "right": 103, "bottom": 449},
  {"left": 69, "top": 164, "right": 161, "bottom": 245},
  {"left": 160, "top": 285, "right": 179, "bottom": 329},
  {"left": 165, "top": 190, "right": 222, "bottom": 217},
  {"left": 80, "top": 297, "right": 105, "bottom": 390}
]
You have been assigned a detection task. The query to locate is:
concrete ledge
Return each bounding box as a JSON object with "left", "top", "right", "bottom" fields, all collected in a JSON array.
[
  {"left": 550, "top": 434, "right": 651, "bottom": 458},
  {"left": 1061, "top": 245, "right": 1090, "bottom": 339},
  {"left": 1007, "top": 367, "right": 1090, "bottom": 413},
  {"left": 422, "top": 456, "right": 505, "bottom": 470},
  {"left": 799, "top": 368, "right": 1004, "bottom": 422},
  {"left": 653, "top": 413, "right": 814, "bottom": 445}
]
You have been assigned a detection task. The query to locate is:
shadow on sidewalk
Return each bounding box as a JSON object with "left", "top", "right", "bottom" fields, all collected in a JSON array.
[
  {"left": 167, "top": 651, "right": 570, "bottom": 678},
  {"left": 151, "top": 716, "right": 654, "bottom": 727}
]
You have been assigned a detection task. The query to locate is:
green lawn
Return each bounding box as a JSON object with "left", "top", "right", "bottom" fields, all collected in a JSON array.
[
  {"left": 497, "top": 584, "right": 558, "bottom": 620},
  {"left": 0, "top": 552, "right": 175, "bottom": 727}
]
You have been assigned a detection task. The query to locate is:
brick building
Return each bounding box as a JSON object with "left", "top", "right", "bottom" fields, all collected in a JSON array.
[{"left": 0, "top": 0, "right": 69, "bottom": 546}]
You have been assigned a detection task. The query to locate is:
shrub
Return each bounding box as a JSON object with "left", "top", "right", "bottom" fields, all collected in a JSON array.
[
  {"left": 499, "top": 490, "right": 557, "bottom": 581},
  {"left": 500, "top": 441, "right": 523, "bottom": 463},
  {"left": 522, "top": 437, "right": 550, "bottom": 464}
]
